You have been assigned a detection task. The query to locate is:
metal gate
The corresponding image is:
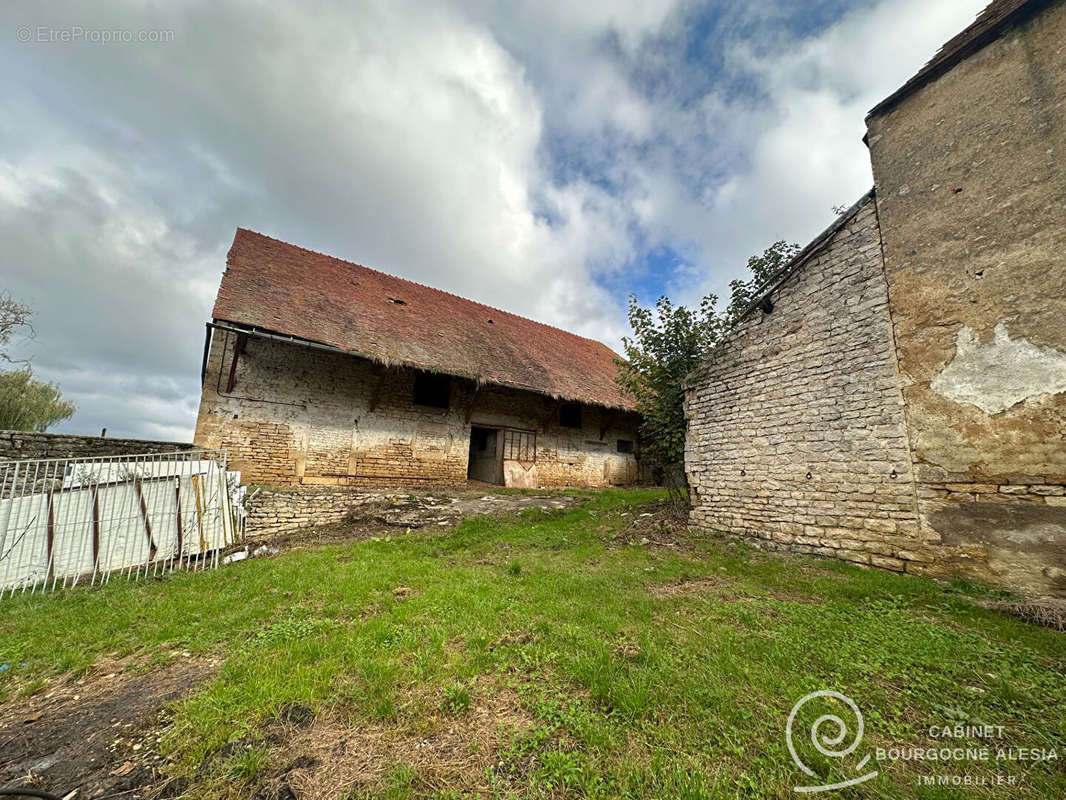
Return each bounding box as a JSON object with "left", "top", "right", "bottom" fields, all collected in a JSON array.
[{"left": 0, "top": 450, "right": 244, "bottom": 598}]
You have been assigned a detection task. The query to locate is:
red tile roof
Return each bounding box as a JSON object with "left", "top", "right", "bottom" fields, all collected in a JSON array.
[
  {"left": 212, "top": 229, "right": 635, "bottom": 410},
  {"left": 868, "top": 0, "right": 1052, "bottom": 117}
]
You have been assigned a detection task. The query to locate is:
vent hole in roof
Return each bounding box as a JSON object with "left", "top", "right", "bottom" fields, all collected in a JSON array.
[
  {"left": 387, "top": 297, "right": 407, "bottom": 306},
  {"left": 487, "top": 319, "right": 494, "bottom": 324}
]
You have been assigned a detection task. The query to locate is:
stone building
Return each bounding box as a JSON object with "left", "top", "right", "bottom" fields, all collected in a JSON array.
[
  {"left": 194, "top": 229, "right": 640, "bottom": 489},
  {"left": 685, "top": 0, "right": 1066, "bottom": 596}
]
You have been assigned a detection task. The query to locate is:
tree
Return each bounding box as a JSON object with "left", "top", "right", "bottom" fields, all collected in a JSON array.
[
  {"left": 0, "top": 369, "right": 76, "bottom": 431},
  {"left": 723, "top": 240, "right": 801, "bottom": 325},
  {"left": 616, "top": 295, "right": 722, "bottom": 496},
  {"left": 616, "top": 241, "right": 799, "bottom": 501},
  {"left": 0, "top": 293, "right": 32, "bottom": 363},
  {"left": 0, "top": 293, "right": 76, "bottom": 432}
]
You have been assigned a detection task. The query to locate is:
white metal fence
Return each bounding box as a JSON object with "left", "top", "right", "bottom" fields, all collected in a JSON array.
[{"left": 0, "top": 450, "right": 245, "bottom": 597}]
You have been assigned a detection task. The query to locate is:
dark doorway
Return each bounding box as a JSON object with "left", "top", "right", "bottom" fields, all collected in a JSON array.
[{"left": 467, "top": 426, "right": 501, "bottom": 484}]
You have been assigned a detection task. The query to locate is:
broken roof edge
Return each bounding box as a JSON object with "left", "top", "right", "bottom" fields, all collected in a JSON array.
[
  {"left": 209, "top": 319, "right": 638, "bottom": 413},
  {"left": 867, "top": 0, "right": 1053, "bottom": 119},
  {"left": 681, "top": 189, "right": 876, "bottom": 392},
  {"left": 227, "top": 227, "right": 621, "bottom": 352}
]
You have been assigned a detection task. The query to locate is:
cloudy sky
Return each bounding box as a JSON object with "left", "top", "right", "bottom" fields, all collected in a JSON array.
[{"left": 1, "top": 0, "right": 987, "bottom": 440}]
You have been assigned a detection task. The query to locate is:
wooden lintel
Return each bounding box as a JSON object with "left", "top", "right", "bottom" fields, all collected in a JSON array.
[
  {"left": 465, "top": 385, "right": 483, "bottom": 424},
  {"left": 225, "top": 332, "right": 248, "bottom": 393},
  {"left": 367, "top": 367, "right": 388, "bottom": 413}
]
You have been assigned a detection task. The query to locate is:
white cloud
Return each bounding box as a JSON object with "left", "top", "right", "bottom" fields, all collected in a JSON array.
[
  {"left": 0, "top": 0, "right": 991, "bottom": 439},
  {"left": 635, "top": 0, "right": 991, "bottom": 301}
]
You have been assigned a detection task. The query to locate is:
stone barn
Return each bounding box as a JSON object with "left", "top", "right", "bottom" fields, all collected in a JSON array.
[
  {"left": 685, "top": 0, "right": 1066, "bottom": 596},
  {"left": 194, "top": 230, "right": 640, "bottom": 489}
]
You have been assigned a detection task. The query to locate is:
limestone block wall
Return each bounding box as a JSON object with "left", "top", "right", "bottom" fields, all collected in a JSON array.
[
  {"left": 866, "top": 1, "right": 1066, "bottom": 596},
  {"left": 685, "top": 188, "right": 1064, "bottom": 596},
  {"left": 244, "top": 486, "right": 395, "bottom": 537},
  {"left": 194, "top": 331, "right": 639, "bottom": 489},
  {"left": 684, "top": 199, "right": 954, "bottom": 574}
]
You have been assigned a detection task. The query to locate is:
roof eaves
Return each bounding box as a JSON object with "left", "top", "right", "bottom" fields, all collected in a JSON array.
[{"left": 211, "top": 319, "right": 636, "bottom": 412}]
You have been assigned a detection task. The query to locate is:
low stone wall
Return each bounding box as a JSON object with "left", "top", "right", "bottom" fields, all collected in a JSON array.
[
  {"left": 0, "top": 430, "right": 195, "bottom": 462},
  {"left": 242, "top": 485, "right": 582, "bottom": 538},
  {"left": 244, "top": 486, "right": 399, "bottom": 537}
]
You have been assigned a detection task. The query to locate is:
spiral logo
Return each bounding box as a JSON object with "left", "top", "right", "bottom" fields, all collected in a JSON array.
[
  {"left": 786, "top": 690, "right": 878, "bottom": 793},
  {"left": 16, "top": 25, "right": 32, "bottom": 42}
]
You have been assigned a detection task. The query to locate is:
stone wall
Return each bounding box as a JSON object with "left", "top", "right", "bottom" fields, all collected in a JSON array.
[
  {"left": 866, "top": 1, "right": 1066, "bottom": 596},
  {"left": 684, "top": 198, "right": 991, "bottom": 580},
  {"left": 684, "top": 199, "right": 918, "bottom": 562},
  {"left": 0, "top": 430, "right": 195, "bottom": 462},
  {"left": 684, "top": 3, "right": 1066, "bottom": 598},
  {"left": 244, "top": 486, "right": 392, "bottom": 537},
  {"left": 194, "top": 330, "right": 640, "bottom": 489}
]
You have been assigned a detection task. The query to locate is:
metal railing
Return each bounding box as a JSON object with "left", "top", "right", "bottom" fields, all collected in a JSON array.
[{"left": 0, "top": 450, "right": 244, "bottom": 598}]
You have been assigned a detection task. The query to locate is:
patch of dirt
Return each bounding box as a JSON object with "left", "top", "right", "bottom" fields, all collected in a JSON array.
[
  {"left": 605, "top": 500, "right": 693, "bottom": 549},
  {"left": 0, "top": 653, "right": 216, "bottom": 799},
  {"left": 250, "top": 679, "right": 533, "bottom": 800},
  {"left": 649, "top": 575, "right": 822, "bottom": 605},
  {"left": 347, "top": 491, "right": 582, "bottom": 528},
  {"left": 649, "top": 576, "right": 732, "bottom": 598},
  {"left": 974, "top": 596, "right": 1066, "bottom": 632}
]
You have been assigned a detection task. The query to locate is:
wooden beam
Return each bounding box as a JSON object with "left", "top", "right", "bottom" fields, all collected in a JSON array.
[
  {"left": 224, "top": 332, "right": 248, "bottom": 393},
  {"left": 465, "top": 384, "right": 483, "bottom": 424}
]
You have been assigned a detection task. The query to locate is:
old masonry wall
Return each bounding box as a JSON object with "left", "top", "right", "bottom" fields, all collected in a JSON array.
[
  {"left": 684, "top": 196, "right": 1000, "bottom": 583},
  {"left": 194, "top": 332, "right": 640, "bottom": 490},
  {"left": 866, "top": 1, "right": 1066, "bottom": 597}
]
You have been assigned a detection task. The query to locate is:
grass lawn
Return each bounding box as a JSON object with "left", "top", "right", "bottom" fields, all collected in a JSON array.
[{"left": 1, "top": 489, "right": 1063, "bottom": 799}]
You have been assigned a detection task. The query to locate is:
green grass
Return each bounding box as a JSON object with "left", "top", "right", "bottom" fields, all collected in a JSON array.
[{"left": 1, "top": 489, "right": 1063, "bottom": 799}]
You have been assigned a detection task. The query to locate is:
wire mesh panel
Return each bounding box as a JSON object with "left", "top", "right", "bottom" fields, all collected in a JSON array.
[{"left": 0, "top": 450, "right": 244, "bottom": 598}]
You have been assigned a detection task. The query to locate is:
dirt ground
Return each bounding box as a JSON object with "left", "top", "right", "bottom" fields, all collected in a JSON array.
[
  {"left": 0, "top": 653, "right": 216, "bottom": 799},
  {"left": 602, "top": 499, "right": 689, "bottom": 549},
  {"left": 247, "top": 679, "right": 533, "bottom": 800}
]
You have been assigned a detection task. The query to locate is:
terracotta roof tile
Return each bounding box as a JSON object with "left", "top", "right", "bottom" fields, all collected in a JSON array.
[{"left": 212, "top": 229, "right": 635, "bottom": 410}]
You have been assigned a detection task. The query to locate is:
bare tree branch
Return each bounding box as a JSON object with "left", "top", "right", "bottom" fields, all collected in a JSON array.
[{"left": 0, "top": 291, "right": 34, "bottom": 364}]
